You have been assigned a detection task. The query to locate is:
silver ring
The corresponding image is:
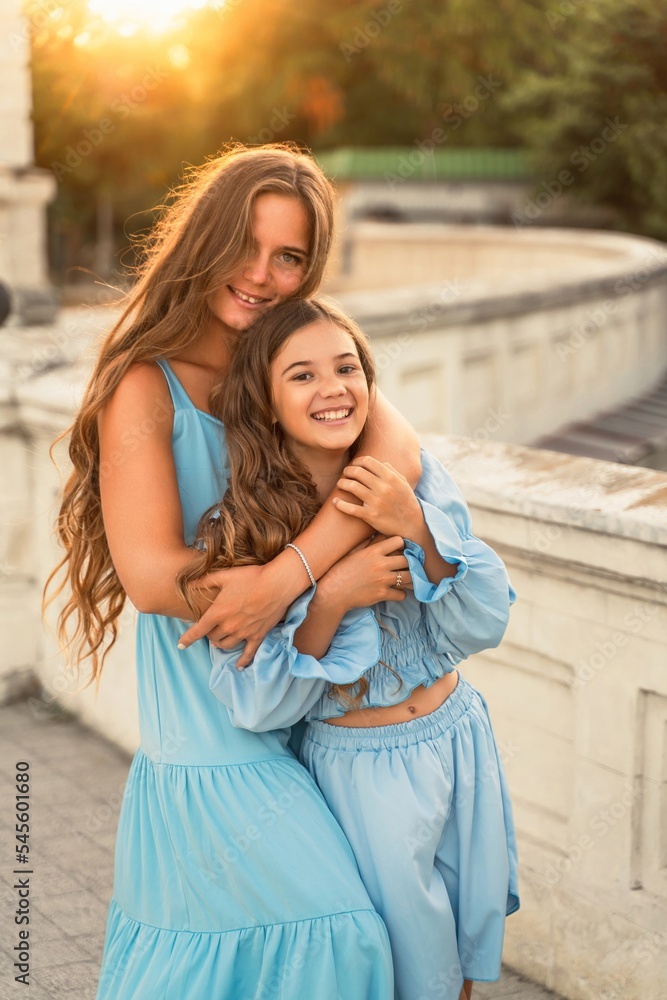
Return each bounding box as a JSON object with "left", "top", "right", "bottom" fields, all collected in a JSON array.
[{"left": 394, "top": 571, "right": 403, "bottom": 590}]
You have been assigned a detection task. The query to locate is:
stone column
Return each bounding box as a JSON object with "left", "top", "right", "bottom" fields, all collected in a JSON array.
[{"left": 0, "top": 0, "right": 57, "bottom": 324}]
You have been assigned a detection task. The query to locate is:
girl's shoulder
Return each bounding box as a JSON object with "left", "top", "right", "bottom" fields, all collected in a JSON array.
[{"left": 417, "top": 448, "right": 462, "bottom": 496}]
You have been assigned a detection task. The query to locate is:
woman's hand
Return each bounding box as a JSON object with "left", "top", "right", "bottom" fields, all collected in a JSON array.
[
  {"left": 317, "top": 534, "right": 412, "bottom": 616},
  {"left": 333, "top": 456, "right": 425, "bottom": 540},
  {"left": 177, "top": 563, "right": 293, "bottom": 665}
]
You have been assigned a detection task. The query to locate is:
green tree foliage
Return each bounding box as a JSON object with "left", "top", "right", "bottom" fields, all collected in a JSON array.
[
  {"left": 27, "top": 0, "right": 667, "bottom": 279},
  {"left": 504, "top": 0, "right": 667, "bottom": 239}
]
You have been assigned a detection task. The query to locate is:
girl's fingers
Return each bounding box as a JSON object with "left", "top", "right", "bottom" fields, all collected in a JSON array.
[
  {"left": 383, "top": 588, "right": 408, "bottom": 602},
  {"left": 340, "top": 464, "right": 381, "bottom": 489},
  {"left": 388, "top": 556, "right": 410, "bottom": 572},
  {"left": 337, "top": 478, "right": 373, "bottom": 500},
  {"left": 375, "top": 534, "right": 405, "bottom": 553},
  {"left": 332, "top": 497, "right": 369, "bottom": 518},
  {"left": 349, "top": 455, "right": 387, "bottom": 476}
]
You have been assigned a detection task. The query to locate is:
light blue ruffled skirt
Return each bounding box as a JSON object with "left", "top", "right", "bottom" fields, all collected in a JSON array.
[
  {"left": 96, "top": 743, "right": 393, "bottom": 999},
  {"left": 301, "top": 676, "right": 519, "bottom": 1000}
]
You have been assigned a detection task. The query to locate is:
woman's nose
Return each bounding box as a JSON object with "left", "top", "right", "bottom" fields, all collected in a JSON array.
[{"left": 243, "top": 253, "right": 271, "bottom": 286}]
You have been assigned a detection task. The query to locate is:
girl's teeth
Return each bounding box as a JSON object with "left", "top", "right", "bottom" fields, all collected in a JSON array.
[{"left": 314, "top": 409, "right": 350, "bottom": 421}]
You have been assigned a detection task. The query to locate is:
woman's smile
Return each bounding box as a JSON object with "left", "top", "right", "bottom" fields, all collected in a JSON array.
[{"left": 227, "top": 285, "right": 273, "bottom": 308}]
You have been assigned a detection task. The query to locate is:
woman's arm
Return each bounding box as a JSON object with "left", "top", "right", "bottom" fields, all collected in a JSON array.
[
  {"left": 98, "top": 363, "right": 218, "bottom": 618},
  {"left": 359, "top": 390, "right": 422, "bottom": 487}
]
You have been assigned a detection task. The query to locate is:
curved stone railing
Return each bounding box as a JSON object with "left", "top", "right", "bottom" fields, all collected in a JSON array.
[
  {"left": 1, "top": 221, "right": 666, "bottom": 998},
  {"left": 327, "top": 225, "right": 667, "bottom": 448}
]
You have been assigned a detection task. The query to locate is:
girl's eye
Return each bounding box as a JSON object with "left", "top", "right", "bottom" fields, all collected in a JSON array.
[
  {"left": 339, "top": 365, "right": 358, "bottom": 374},
  {"left": 292, "top": 372, "right": 313, "bottom": 381}
]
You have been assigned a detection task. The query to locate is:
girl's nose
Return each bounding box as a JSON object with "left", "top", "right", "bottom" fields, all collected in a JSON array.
[{"left": 321, "top": 377, "right": 346, "bottom": 397}]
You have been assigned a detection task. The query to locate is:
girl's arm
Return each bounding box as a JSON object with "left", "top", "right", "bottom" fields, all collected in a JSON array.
[
  {"left": 292, "top": 535, "right": 409, "bottom": 659},
  {"left": 401, "top": 451, "right": 517, "bottom": 660},
  {"left": 209, "top": 591, "right": 382, "bottom": 732},
  {"left": 335, "top": 450, "right": 516, "bottom": 661},
  {"left": 178, "top": 391, "right": 421, "bottom": 662}
]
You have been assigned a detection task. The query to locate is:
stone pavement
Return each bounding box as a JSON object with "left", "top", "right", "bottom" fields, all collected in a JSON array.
[{"left": 0, "top": 699, "right": 565, "bottom": 1000}]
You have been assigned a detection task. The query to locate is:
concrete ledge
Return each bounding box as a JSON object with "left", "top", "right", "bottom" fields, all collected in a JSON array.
[{"left": 422, "top": 434, "right": 667, "bottom": 546}]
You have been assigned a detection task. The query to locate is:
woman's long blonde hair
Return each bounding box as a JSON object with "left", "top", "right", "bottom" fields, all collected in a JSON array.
[
  {"left": 176, "top": 296, "right": 378, "bottom": 709},
  {"left": 44, "top": 144, "right": 335, "bottom": 683}
]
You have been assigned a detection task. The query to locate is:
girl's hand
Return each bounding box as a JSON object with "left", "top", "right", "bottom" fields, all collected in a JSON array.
[
  {"left": 177, "top": 563, "right": 291, "bottom": 665},
  {"left": 317, "top": 534, "right": 412, "bottom": 615},
  {"left": 333, "top": 456, "right": 424, "bottom": 540}
]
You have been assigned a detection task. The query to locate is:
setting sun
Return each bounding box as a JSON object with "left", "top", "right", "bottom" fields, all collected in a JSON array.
[{"left": 86, "top": 0, "right": 223, "bottom": 36}]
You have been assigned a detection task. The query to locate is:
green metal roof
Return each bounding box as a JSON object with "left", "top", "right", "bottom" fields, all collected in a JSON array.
[{"left": 315, "top": 147, "right": 532, "bottom": 182}]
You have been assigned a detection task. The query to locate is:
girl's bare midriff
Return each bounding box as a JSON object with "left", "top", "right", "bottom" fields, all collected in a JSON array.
[{"left": 324, "top": 670, "right": 459, "bottom": 728}]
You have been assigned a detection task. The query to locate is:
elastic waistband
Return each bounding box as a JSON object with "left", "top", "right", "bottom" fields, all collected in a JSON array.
[{"left": 305, "top": 675, "right": 481, "bottom": 751}]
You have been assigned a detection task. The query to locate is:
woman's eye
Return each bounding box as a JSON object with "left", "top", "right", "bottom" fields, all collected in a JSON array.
[{"left": 279, "top": 252, "right": 303, "bottom": 266}]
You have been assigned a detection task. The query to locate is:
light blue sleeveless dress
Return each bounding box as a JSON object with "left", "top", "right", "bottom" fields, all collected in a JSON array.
[{"left": 95, "top": 360, "right": 394, "bottom": 1000}]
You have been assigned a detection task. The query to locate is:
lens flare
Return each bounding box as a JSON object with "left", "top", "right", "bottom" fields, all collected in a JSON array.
[{"left": 87, "top": 0, "right": 222, "bottom": 36}]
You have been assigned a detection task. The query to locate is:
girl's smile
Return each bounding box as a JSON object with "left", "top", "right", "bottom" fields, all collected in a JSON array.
[
  {"left": 270, "top": 319, "right": 370, "bottom": 485},
  {"left": 310, "top": 405, "right": 355, "bottom": 424}
]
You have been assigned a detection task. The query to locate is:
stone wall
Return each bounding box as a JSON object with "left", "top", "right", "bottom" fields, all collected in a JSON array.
[
  {"left": 331, "top": 227, "right": 667, "bottom": 447},
  {"left": 420, "top": 433, "right": 667, "bottom": 1000}
]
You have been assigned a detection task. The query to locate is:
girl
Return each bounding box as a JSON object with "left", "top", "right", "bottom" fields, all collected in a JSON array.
[
  {"left": 183, "top": 297, "right": 520, "bottom": 1000},
  {"left": 47, "top": 144, "right": 427, "bottom": 999}
]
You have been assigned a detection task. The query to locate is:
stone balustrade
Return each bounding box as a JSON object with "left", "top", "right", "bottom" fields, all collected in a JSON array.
[
  {"left": 1, "top": 220, "right": 666, "bottom": 999},
  {"left": 328, "top": 225, "right": 667, "bottom": 447}
]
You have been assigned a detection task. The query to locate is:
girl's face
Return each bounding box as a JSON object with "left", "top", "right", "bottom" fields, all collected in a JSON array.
[
  {"left": 208, "top": 193, "right": 311, "bottom": 332},
  {"left": 270, "top": 320, "right": 369, "bottom": 460}
]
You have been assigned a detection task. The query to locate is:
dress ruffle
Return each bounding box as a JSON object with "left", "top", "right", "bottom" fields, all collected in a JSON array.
[
  {"left": 97, "top": 750, "right": 393, "bottom": 999},
  {"left": 98, "top": 901, "right": 391, "bottom": 1000}
]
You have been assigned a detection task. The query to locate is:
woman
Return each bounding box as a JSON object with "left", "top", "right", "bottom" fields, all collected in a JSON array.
[{"left": 46, "top": 144, "right": 422, "bottom": 998}]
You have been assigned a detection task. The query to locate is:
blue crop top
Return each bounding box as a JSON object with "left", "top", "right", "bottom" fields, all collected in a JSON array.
[{"left": 209, "top": 449, "right": 516, "bottom": 729}]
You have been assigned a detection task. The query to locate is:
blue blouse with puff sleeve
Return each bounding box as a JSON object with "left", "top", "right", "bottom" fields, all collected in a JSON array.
[{"left": 209, "top": 449, "right": 516, "bottom": 728}]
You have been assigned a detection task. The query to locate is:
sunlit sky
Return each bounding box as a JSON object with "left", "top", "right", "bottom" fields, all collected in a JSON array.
[{"left": 86, "top": 0, "right": 224, "bottom": 36}]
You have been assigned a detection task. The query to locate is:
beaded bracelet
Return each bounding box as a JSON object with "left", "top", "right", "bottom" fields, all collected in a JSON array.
[{"left": 284, "top": 543, "right": 316, "bottom": 588}]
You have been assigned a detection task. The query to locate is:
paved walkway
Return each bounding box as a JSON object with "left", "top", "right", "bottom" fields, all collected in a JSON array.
[{"left": 0, "top": 699, "right": 564, "bottom": 999}]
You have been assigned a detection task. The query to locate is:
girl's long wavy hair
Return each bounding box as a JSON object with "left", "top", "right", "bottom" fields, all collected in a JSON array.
[
  {"left": 176, "top": 297, "right": 379, "bottom": 709},
  {"left": 44, "top": 144, "right": 335, "bottom": 684}
]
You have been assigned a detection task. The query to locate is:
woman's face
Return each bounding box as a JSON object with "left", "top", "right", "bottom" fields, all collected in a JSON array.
[
  {"left": 270, "top": 320, "right": 369, "bottom": 461},
  {"left": 208, "top": 193, "right": 311, "bottom": 332}
]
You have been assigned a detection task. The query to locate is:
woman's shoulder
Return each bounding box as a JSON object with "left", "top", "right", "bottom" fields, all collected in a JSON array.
[
  {"left": 105, "top": 361, "right": 172, "bottom": 414},
  {"left": 98, "top": 361, "right": 174, "bottom": 437}
]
